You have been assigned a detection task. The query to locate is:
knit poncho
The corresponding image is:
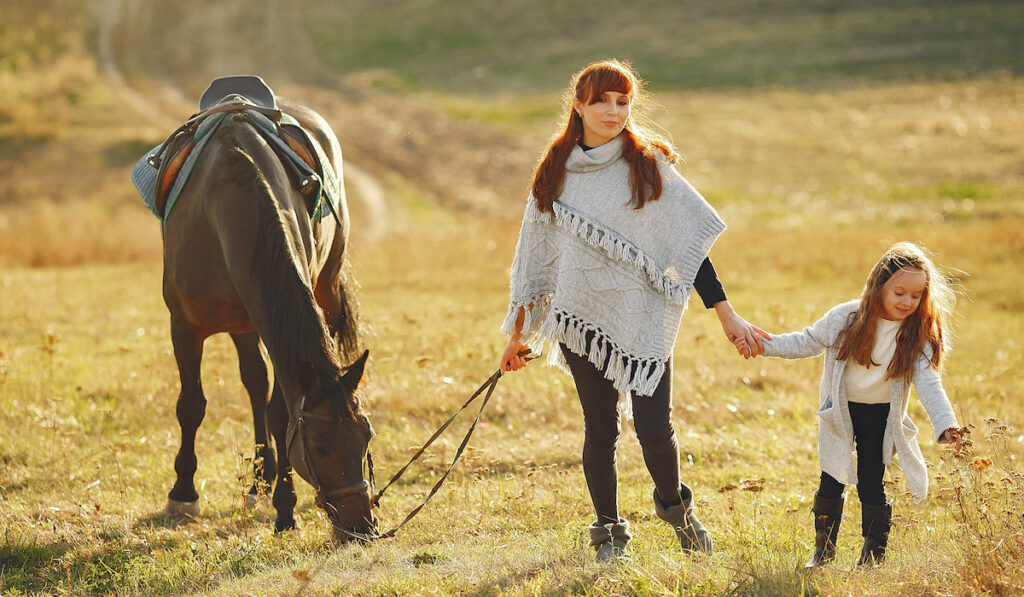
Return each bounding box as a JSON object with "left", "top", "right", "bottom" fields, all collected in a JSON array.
[{"left": 502, "top": 135, "right": 726, "bottom": 396}]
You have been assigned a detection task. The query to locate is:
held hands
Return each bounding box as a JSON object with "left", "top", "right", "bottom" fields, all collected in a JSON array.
[{"left": 714, "top": 300, "right": 771, "bottom": 359}]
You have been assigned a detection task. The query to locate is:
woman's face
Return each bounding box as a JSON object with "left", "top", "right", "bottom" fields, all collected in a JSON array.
[{"left": 575, "top": 90, "right": 631, "bottom": 148}]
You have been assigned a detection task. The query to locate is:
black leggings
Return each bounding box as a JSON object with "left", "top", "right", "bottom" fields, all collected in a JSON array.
[
  {"left": 817, "top": 401, "right": 890, "bottom": 506},
  {"left": 560, "top": 343, "right": 682, "bottom": 525}
]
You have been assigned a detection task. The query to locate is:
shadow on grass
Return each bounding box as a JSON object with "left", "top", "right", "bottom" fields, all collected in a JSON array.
[
  {"left": 131, "top": 499, "right": 282, "bottom": 532},
  {"left": 471, "top": 562, "right": 604, "bottom": 597},
  {"left": 0, "top": 532, "right": 72, "bottom": 592},
  {"left": 726, "top": 557, "right": 822, "bottom": 597},
  {"left": 1, "top": 507, "right": 302, "bottom": 595}
]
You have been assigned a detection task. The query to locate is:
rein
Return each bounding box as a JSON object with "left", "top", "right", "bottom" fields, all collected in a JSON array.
[{"left": 335, "top": 353, "right": 535, "bottom": 542}]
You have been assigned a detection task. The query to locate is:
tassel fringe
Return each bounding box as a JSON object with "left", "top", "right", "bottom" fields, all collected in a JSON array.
[
  {"left": 524, "top": 200, "right": 720, "bottom": 305},
  {"left": 538, "top": 307, "right": 666, "bottom": 396}
]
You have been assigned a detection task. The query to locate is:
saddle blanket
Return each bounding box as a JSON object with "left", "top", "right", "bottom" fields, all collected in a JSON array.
[{"left": 130, "top": 110, "right": 340, "bottom": 224}]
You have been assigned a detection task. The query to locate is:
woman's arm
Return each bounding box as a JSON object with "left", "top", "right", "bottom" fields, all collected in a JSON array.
[
  {"left": 714, "top": 300, "right": 771, "bottom": 359},
  {"left": 693, "top": 257, "right": 770, "bottom": 359},
  {"left": 499, "top": 305, "right": 532, "bottom": 373},
  {"left": 693, "top": 257, "right": 727, "bottom": 309}
]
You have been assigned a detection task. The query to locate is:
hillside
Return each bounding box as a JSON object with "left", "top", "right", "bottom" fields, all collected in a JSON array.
[
  {"left": 1, "top": 0, "right": 1022, "bottom": 266},
  {"left": 304, "top": 0, "right": 1024, "bottom": 93}
]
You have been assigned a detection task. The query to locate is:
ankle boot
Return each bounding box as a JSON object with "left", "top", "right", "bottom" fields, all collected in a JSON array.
[
  {"left": 653, "top": 483, "right": 713, "bottom": 554},
  {"left": 805, "top": 493, "right": 844, "bottom": 568},
  {"left": 587, "top": 519, "right": 631, "bottom": 563},
  {"left": 857, "top": 503, "right": 892, "bottom": 566}
]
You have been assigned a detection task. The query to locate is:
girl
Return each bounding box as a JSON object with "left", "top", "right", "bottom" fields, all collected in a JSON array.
[
  {"left": 740, "top": 242, "right": 962, "bottom": 567},
  {"left": 498, "top": 59, "right": 769, "bottom": 562}
]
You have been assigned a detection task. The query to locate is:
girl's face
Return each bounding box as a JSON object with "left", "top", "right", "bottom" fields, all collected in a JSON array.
[
  {"left": 575, "top": 90, "right": 631, "bottom": 148},
  {"left": 880, "top": 268, "right": 927, "bottom": 321}
]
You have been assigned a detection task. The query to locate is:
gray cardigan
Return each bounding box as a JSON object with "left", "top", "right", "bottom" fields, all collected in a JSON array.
[{"left": 762, "top": 300, "right": 958, "bottom": 501}]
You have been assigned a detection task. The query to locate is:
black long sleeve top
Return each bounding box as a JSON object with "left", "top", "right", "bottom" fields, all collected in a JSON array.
[{"left": 694, "top": 257, "right": 726, "bottom": 309}]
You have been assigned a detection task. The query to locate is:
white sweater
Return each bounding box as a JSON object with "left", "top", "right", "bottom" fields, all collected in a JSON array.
[
  {"left": 502, "top": 135, "right": 725, "bottom": 395},
  {"left": 844, "top": 317, "right": 901, "bottom": 404},
  {"left": 763, "top": 300, "right": 959, "bottom": 501}
]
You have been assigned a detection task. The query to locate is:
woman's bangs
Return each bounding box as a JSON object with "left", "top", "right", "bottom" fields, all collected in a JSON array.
[{"left": 581, "top": 68, "right": 633, "bottom": 104}]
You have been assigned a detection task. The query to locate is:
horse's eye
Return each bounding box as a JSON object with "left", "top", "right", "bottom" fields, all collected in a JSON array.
[{"left": 311, "top": 436, "right": 335, "bottom": 450}]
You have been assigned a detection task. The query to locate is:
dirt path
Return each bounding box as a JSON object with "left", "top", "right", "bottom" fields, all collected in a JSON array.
[{"left": 96, "top": 0, "right": 391, "bottom": 242}]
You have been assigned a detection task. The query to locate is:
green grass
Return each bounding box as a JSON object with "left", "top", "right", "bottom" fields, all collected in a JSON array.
[{"left": 304, "top": 0, "right": 1024, "bottom": 93}]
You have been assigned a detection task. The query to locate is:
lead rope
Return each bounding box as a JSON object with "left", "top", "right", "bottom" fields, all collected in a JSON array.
[{"left": 343, "top": 352, "right": 534, "bottom": 541}]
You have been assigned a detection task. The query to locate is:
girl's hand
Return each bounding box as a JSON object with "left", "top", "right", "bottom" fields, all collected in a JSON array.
[
  {"left": 500, "top": 338, "right": 531, "bottom": 373},
  {"left": 939, "top": 427, "right": 971, "bottom": 457},
  {"left": 937, "top": 428, "right": 962, "bottom": 446},
  {"left": 733, "top": 335, "right": 757, "bottom": 358}
]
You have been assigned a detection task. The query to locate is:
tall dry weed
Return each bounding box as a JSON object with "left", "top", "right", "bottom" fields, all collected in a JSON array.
[
  {"left": 0, "top": 200, "right": 161, "bottom": 268},
  {"left": 940, "top": 419, "right": 1024, "bottom": 594}
]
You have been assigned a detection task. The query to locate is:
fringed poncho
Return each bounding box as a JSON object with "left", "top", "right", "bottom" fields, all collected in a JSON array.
[{"left": 502, "top": 135, "right": 726, "bottom": 396}]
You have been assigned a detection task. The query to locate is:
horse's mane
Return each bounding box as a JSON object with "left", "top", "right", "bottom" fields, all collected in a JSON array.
[{"left": 219, "top": 121, "right": 359, "bottom": 418}]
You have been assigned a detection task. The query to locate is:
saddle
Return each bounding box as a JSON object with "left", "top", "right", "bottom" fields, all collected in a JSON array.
[{"left": 145, "top": 76, "right": 328, "bottom": 220}]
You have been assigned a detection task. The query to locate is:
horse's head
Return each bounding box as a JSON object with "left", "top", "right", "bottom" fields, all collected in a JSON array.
[{"left": 287, "top": 349, "right": 378, "bottom": 542}]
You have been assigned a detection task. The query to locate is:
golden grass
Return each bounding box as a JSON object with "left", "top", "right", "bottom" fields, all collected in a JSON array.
[
  {"left": 1, "top": 20, "right": 1023, "bottom": 593},
  {"left": 2, "top": 201, "right": 1023, "bottom": 594}
]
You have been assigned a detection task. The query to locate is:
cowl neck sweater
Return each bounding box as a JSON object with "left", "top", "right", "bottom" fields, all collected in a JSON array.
[{"left": 502, "top": 135, "right": 726, "bottom": 395}]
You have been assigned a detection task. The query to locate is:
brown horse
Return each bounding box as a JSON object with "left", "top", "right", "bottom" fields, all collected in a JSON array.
[{"left": 160, "top": 97, "right": 377, "bottom": 540}]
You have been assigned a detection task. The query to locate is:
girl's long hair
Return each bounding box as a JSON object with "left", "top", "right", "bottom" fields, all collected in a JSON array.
[
  {"left": 837, "top": 242, "right": 957, "bottom": 381},
  {"left": 530, "top": 59, "right": 677, "bottom": 212}
]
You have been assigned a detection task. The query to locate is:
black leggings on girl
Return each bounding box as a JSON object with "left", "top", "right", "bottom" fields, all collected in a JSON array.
[
  {"left": 559, "top": 343, "right": 683, "bottom": 526},
  {"left": 817, "top": 401, "right": 891, "bottom": 505}
]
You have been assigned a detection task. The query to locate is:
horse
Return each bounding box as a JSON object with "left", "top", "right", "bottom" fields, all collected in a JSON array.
[{"left": 158, "top": 91, "right": 377, "bottom": 541}]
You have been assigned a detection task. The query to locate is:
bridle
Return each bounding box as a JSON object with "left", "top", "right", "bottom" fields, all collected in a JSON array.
[
  {"left": 287, "top": 396, "right": 377, "bottom": 540},
  {"left": 287, "top": 351, "right": 535, "bottom": 543}
]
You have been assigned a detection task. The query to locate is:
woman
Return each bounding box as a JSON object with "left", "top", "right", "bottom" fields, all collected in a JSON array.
[{"left": 499, "top": 59, "right": 768, "bottom": 562}]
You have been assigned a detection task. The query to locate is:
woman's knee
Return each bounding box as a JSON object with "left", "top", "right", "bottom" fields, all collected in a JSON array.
[
  {"left": 633, "top": 416, "right": 676, "bottom": 449},
  {"left": 585, "top": 415, "right": 621, "bottom": 445}
]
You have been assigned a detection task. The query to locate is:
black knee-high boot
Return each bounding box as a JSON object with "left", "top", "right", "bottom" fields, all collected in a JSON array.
[
  {"left": 857, "top": 502, "right": 892, "bottom": 566},
  {"left": 805, "top": 493, "right": 844, "bottom": 568}
]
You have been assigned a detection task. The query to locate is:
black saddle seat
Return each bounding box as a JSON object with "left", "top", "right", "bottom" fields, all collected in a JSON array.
[{"left": 199, "top": 75, "right": 277, "bottom": 110}]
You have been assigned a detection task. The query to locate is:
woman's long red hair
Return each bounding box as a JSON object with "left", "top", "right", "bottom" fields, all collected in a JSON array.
[
  {"left": 836, "top": 242, "right": 957, "bottom": 381},
  {"left": 531, "top": 59, "right": 677, "bottom": 212}
]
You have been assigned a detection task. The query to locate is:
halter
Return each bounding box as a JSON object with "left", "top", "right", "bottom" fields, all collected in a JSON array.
[
  {"left": 287, "top": 352, "right": 534, "bottom": 543},
  {"left": 288, "top": 397, "right": 377, "bottom": 539}
]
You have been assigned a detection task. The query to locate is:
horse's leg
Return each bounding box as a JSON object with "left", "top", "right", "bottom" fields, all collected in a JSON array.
[
  {"left": 167, "top": 315, "right": 206, "bottom": 516},
  {"left": 268, "top": 380, "right": 297, "bottom": 532},
  {"left": 230, "top": 332, "right": 276, "bottom": 507}
]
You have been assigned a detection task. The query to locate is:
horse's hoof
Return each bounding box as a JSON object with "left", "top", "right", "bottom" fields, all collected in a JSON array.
[
  {"left": 274, "top": 519, "right": 298, "bottom": 534},
  {"left": 165, "top": 498, "right": 200, "bottom": 517}
]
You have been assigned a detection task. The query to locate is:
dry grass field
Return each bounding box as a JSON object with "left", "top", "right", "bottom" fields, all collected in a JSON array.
[
  {"left": 3, "top": 206, "right": 1023, "bottom": 596},
  {"left": 2, "top": 1, "right": 1024, "bottom": 595}
]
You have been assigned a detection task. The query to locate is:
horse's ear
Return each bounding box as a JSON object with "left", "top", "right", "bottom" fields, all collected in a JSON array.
[
  {"left": 299, "top": 359, "right": 320, "bottom": 399},
  {"left": 341, "top": 349, "right": 369, "bottom": 389}
]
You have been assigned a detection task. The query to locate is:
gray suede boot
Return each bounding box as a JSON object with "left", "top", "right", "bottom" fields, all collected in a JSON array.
[
  {"left": 653, "top": 484, "right": 713, "bottom": 554},
  {"left": 588, "top": 519, "right": 631, "bottom": 563}
]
